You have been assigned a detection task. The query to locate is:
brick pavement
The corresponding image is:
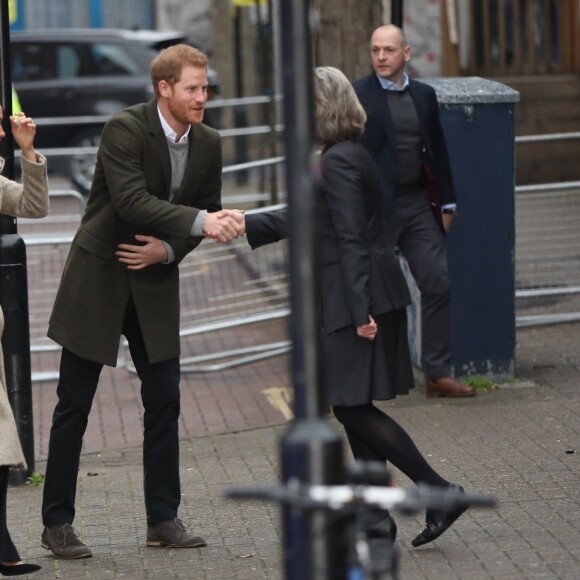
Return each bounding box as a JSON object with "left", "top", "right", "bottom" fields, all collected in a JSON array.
[
  {"left": 31, "top": 319, "right": 291, "bottom": 458},
  {"left": 4, "top": 318, "right": 579, "bottom": 579}
]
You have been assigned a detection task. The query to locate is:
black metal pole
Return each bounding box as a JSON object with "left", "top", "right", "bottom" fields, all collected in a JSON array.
[
  {"left": 265, "top": 0, "right": 279, "bottom": 205},
  {"left": 279, "top": 3, "right": 321, "bottom": 423},
  {"left": 391, "top": 0, "right": 404, "bottom": 27},
  {"left": 278, "top": 1, "right": 347, "bottom": 579},
  {"left": 233, "top": 5, "right": 248, "bottom": 185},
  {"left": 0, "top": 0, "right": 35, "bottom": 484}
]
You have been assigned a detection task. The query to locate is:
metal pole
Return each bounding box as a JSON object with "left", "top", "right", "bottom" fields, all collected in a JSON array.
[
  {"left": 278, "top": 1, "right": 347, "bottom": 578},
  {"left": 279, "top": 1, "right": 320, "bottom": 423},
  {"left": 269, "top": 0, "right": 283, "bottom": 205},
  {"left": 391, "top": 0, "right": 404, "bottom": 27},
  {"left": 0, "top": 0, "right": 35, "bottom": 484},
  {"left": 233, "top": 5, "right": 249, "bottom": 185}
]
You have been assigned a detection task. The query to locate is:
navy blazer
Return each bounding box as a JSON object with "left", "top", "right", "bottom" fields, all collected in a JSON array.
[
  {"left": 353, "top": 73, "right": 456, "bottom": 221},
  {"left": 246, "top": 141, "right": 411, "bottom": 335}
]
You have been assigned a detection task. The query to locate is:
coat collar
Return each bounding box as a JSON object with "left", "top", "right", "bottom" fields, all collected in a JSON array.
[
  {"left": 145, "top": 100, "right": 172, "bottom": 198},
  {"left": 367, "top": 73, "right": 397, "bottom": 152}
]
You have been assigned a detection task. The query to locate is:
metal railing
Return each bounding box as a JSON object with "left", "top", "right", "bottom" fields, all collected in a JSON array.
[
  {"left": 18, "top": 111, "right": 580, "bottom": 385},
  {"left": 14, "top": 93, "right": 284, "bottom": 195},
  {"left": 22, "top": 163, "right": 288, "bottom": 382},
  {"left": 514, "top": 131, "right": 580, "bottom": 327},
  {"left": 15, "top": 95, "right": 284, "bottom": 157}
]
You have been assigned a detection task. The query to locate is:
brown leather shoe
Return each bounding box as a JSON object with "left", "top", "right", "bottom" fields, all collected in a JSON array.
[
  {"left": 426, "top": 377, "right": 476, "bottom": 398},
  {"left": 146, "top": 518, "right": 206, "bottom": 548},
  {"left": 41, "top": 524, "right": 93, "bottom": 559}
]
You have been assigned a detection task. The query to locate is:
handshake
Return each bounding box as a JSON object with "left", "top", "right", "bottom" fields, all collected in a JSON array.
[{"left": 203, "top": 209, "right": 246, "bottom": 242}]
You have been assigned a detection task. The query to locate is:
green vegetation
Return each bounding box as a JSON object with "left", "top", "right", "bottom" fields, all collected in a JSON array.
[
  {"left": 461, "top": 376, "right": 498, "bottom": 391},
  {"left": 25, "top": 471, "right": 45, "bottom": 486}
]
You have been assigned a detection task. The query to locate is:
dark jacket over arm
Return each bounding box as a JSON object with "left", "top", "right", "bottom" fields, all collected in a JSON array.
[
  {"left": 245, "top": 141, "right": 410, "bottom": 335},
  {"left": 246, "top": 209, "right": 287, "bottom": 247}
]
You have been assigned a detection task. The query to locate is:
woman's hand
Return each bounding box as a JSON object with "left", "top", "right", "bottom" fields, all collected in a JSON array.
[
  {"left": 356, "top": 315, "right": 377, "bottom": 341},
  {"left": 10, "top": 112, "right": 38, "bottom": 161}
]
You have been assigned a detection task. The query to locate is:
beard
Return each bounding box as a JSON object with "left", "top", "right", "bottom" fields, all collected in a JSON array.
[{"left": 166, "top": 98, "right": 204, "bottom": 127}]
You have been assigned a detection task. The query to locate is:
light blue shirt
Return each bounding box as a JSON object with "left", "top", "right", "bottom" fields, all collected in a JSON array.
[{"left": 375, "top": 72, "right": 409, "bottom": 91}]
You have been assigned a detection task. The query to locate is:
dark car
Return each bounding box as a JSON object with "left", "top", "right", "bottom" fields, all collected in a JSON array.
[{"left": 10, "top": 28, "right": 220, "bottom": 192}]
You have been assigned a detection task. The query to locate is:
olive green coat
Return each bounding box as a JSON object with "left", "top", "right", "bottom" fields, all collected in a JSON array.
[
  {"left": 0, "top": 154, "right": 49, "bottom": 468},
  {"left": 48, "top": 100, "right": 222, "bottom": 366}
]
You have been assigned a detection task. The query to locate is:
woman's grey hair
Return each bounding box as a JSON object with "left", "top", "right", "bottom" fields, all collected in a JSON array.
[{"left": 313, "top": 66, "right": 367, "bottom": 145}]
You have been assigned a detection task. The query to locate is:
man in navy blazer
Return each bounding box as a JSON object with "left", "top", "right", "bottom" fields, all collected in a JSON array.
[{"left": 353, "top": 24, "right": 475, "bottom": 398}]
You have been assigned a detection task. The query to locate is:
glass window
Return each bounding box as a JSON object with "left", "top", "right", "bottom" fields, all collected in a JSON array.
[
  {"left": 12, "top": 43, "right": 58, "bottom": 82},
  {"left": 56, "top": 45, "right": 81, "bottom": 79},
  {"left": 90, "top": 44, "right": 142, "bottom": 76}
]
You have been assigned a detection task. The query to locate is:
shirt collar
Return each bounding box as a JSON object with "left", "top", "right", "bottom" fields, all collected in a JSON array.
[
  {"left": 376, "top": 72, "right": 409, "bottom": 92},
  {"left": 157, "top": 107, "right": 191, "bottom": 144},
  {"left": 0, "top": 157, "right": 4, "bottom": 173}
]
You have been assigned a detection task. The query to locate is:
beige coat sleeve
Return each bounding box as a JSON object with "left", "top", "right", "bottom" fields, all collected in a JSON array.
[{"left": 0, "top": 153, "right": 49, "bottom": 218}]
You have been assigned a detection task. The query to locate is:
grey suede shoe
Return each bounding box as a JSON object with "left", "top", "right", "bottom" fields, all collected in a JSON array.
[
  {"left": 41, "top": 524, "right": 93, "bottom": 559},
  {"left": 146, "top": 518, "right": 207, "bottom": 548}
]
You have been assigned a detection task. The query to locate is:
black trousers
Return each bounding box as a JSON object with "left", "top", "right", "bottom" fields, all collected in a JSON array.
[
  {"left": 42, "top": 299, "right": 181, "bottom": 526},
  {"left": 0, "top": 466, "right": 20, "bottom": 562}
]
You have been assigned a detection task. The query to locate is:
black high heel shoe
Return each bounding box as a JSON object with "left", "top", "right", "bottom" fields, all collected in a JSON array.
[
  {"left": 0, "top": 563, "right": 42, "bottom": 576},
  {"left": 411, "top": 484, "right": 468, "bottom": 547}
]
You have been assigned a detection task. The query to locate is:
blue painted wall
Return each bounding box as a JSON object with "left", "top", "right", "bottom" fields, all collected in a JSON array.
[
  {"left": 8, "top": 0, "right": 25, "bottom": 30},
  {"left": 11, "top": 0, "right": 154, "bottom": 30}
]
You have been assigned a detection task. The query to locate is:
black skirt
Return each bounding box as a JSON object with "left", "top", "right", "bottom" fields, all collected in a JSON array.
[{"left": 323, "top": 309, "right": 415, "bottom": 406}]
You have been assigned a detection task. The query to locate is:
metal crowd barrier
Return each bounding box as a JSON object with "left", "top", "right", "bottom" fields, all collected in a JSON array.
[
  {"left": 515, "top": 132, "right": 580, "bottom": 327},
  {"left": 22, "top": 163, "right": 288, "bottom": 382},
  {"left": 15, "top": 94, "right": 284, "bottom": 158},
  {"left": 18, "top": 116, "right": 580, "bottom": 386},
  {"left": 124, "top": 214, "right": 290, "bottom": 375}
]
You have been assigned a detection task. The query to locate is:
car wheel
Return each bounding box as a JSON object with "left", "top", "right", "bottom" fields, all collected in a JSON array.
[{"left": 67, "top": 127, "right": 101, "bottom": 194}]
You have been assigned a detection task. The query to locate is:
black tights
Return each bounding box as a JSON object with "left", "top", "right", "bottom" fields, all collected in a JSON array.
[
  {"left": 332, "top": 404, "right": 449, "bottom": 488},
  {"left": 0, "top": 466, "right": 20, "bottom": 562}
]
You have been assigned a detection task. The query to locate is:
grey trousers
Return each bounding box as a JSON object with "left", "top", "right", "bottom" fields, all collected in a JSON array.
[{"left": 387, "top": 191, "right": 451, "bottom": 380}]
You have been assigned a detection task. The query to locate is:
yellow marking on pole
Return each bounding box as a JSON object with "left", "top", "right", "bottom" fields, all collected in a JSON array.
[
  {"left": 262, "top": 387, "right": 294, "bottom": 420},
  {"left": 9, "top": 0, "right": 17, "bottom": 23},
  {"left": 232, "top": 0, "right": 267, "bottom": 6}
]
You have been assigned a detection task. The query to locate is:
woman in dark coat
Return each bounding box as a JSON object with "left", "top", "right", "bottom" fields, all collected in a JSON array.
[
  {"left": 244, "top": 67, "right": 468, "bottom": 547},
  {"left": 0, "top": 104, "right": 47, "bottom": 575}
]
